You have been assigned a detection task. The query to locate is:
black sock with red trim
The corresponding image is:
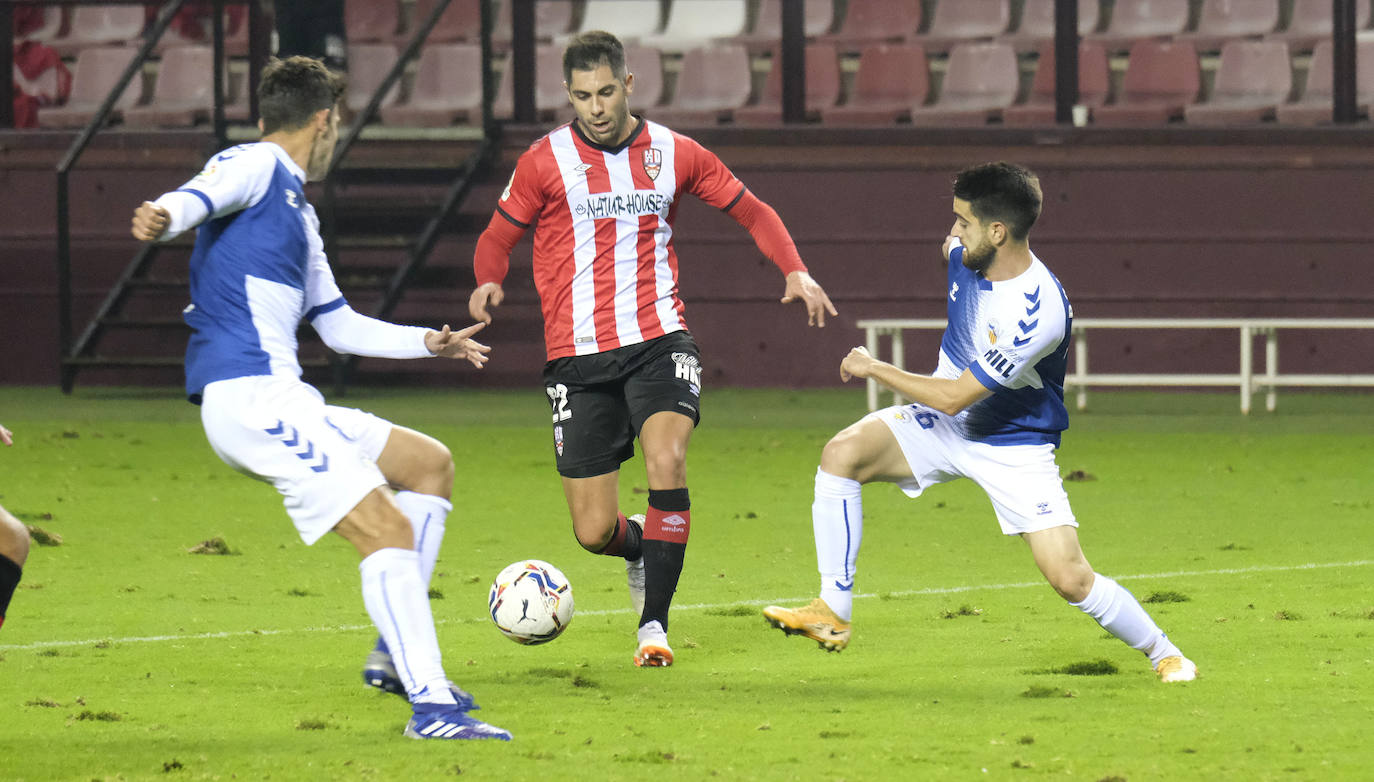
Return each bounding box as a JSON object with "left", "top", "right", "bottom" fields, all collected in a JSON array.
[{"left": 641, "top": 488, "right": 690, "bottom": 632}]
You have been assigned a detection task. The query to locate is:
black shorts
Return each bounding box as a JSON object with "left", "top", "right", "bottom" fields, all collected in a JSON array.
[{"left": 542, "top": 331, "right": 703, "bottom": 479}]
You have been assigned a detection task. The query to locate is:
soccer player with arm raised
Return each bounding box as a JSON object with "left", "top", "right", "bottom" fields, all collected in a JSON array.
[
  {"left": 469, "top": 31, "right": 836, "bottom": 667},
  {"left": 131, "top": 56, "right": 511, "bottom": 740},
  {"left": 763, "top": 162, "right": 1197, "bottom": 683}
]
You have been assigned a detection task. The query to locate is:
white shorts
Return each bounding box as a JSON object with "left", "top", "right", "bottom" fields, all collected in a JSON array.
[
  {"left": 870, "top": 404, "right": 1076, "bottom": 536},
  {"left": 200, "top": 375, "right": 393, "bottom": 545}
]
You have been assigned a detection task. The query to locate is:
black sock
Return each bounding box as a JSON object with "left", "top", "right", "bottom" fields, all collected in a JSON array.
[
  {"left": 0, "top": 553, "right": 22, "bottom": 631},
  {"left": 591, "top": 513, "right": 643, "bottom": 561},
  {"left": 641, "top": 488, "right": 690, "bottom": 631}
]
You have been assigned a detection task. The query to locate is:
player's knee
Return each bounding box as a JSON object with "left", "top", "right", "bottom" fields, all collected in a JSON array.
[
  {"left": 573, "top": 523, "right": 612, "bottom": 553},
  {"left": 411, "top": 439, "right": 455, "bottom": 498},
  {"left": 0, "top": 507, "right": 29, "bottom": 566},
  {"left": 1048, "top": 566, "right": 1094, "bottom": 602},
  {"left": 819, "top": 430, "right": 867, "bottom": 480},
  {"left": 642, "top": 449, "right": 686, "bottom": 487}
]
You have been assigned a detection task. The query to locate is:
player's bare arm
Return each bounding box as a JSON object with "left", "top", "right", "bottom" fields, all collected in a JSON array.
[
  {"left": 781, "top": 270, "right": 838, "bottom": 328},
  {"left": 468, "top": 282, "right": 506, "bottom": 324},
  {"left": 839, "top": 346, "right": 991, "bottom": 415},
  {"left": 131, "top": 201, "right": 171, "bottom": 242},
  {"left": 424, "top": 322, "right": 491, "bottom": 368}
]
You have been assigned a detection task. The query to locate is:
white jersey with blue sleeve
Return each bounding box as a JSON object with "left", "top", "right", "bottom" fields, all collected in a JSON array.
[
  {"left": 153, "top": 142, "right": 430, "bottom": 402},
  {"left": 936, "top": 242, "right": 1072, "bottom": 446}
]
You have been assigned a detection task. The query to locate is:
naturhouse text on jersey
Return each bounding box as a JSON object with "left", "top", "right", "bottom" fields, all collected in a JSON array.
[{"left": 571, "top": 190, "right": 672, "bottom": 220}]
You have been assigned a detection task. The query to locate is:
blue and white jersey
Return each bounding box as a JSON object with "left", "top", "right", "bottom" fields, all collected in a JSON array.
[
  {"left": 936, "top": 243, "right": 1072, "bottom": 446},
  {"left": 155, "top": 142, "right": 346, "bottom": 402}
]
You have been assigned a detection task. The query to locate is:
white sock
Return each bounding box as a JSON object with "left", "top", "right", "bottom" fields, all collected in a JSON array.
[
  {"left": 393, "top": 491, "right": 451, "bottom": 587},
  {"left": 359, "top": 547, "right": 455, "bottom": 706},
  {"left": 1070, "top": 573, "right": 1182, "bottom": 665},
  {"left": 813, "top": 468, "right": 862, "bottom": 622}
]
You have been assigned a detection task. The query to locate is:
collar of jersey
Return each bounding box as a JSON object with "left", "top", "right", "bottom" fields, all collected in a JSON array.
[
  {"left": 261, "top": 140, "right": 306, "bottom": 184},
  {"left": 570, "top": 114, "right": 645, "bottom": 154}
]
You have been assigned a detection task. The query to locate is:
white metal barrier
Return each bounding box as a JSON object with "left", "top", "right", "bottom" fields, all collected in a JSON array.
[{"left": 856, "top": 318, "right": 1374, "bottom": 414}]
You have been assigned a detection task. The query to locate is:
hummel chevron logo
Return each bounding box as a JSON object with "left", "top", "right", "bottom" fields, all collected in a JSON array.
[{"left": 264, "top": 420, "right": 330, "bottom": 473}]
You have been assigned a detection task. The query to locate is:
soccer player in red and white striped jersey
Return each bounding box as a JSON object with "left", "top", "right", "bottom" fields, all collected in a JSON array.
[{"left": 471, "top": 31, "right": 836, "bottom": 667}]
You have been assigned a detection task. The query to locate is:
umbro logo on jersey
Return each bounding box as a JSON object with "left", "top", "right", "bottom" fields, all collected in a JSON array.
[{"left": 574, "top": 163, "right": 591, "bottom": 174}]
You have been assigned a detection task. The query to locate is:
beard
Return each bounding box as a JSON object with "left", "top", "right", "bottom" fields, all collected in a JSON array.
[{"left": 960, "top": 241, "right": 995, "bottom": 274}]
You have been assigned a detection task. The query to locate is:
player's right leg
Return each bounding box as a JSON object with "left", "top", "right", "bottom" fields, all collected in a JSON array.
[
  {"left": 764, "top": 412, "right": 918, "bottom": 651},
  {"left": 0, "top": 504, "right": 29, "bottom": 631}
]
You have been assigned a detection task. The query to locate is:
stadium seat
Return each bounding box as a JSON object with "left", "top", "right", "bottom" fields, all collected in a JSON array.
[
  {"left": 37, "top": 46, "right": 144, "bottom": 128},
  {"left": 493, "top": 0, "right": 574, "bottom": 51},
  {"left": 14, "top": 6, "right": 67, "bottom": 43},
  {"left": 819, "top": 0, "right": 923, "bottom": 51},
  {"left": 1183, "top": 39, "right": 1291, "bottom": 124},
  {"left": 563, "top": 0, "right": 665, "bottom": 45},
  {"left": 1267, "top": 0, "right": 1373, "bottom": 53},
  {"left": 492, "top": 45, "right": 569, "bottom": 121},
  {"left": 1092, "top": 39, "right": 1199, "bottom": 125},
  {"left": 1276, "top": 39, "right": 1374, "bottom": 124},
  {"left": 733, "top": 42, "right": 841, "bottom": 124},
  {"left": 343, "top": 43, "right": 404, "bottom": 116},
  {"left": 819, "top": 43, "right": 929, "bottom": 124},
  {"left": 1002, "top": 41, "right": 1111, "bottom": 126},
  {"left": 409, "top": 0, "right": 482, "bottom": 43},
  {"left": 646, "top": 43, "right": 751, "bottom": 126},
  {"left": 1177, "top": 0, "right": 1280, "bottom": 53},
  {"left": 911, "top": 0, "right": 1012, "bottom": 56},
  {"left": 1087, "top": 0, "right": 1190, "bottom": 52},
  {"left": 908, "top": 41, "right": 1019, "bottom": 126},
  {"left": 345, "top": 0, "right": 400, "bottom": 43},
  {"left": 379, "top": 43, "right": 482, "bottom": 126},
  {"left": 625, "top": 45, "right": 666, "bottom": 109},
  {"left": 727, "top": 0, "right": 836, "bottom": 54},
  {"left": 50, "top": 6, "right": 146, "bottom": 57},
  {"left": 154, "top": 6, "right": 251, "bottom": 57},
  {"left": 123, "top": 45, "right": 222, "bottom": 127},
  {"left": 1002, "top": 0, "right": 1101, "bottom": 54},
  {"left": 639, "top": 0, "right": 749, "bottom": 53}
]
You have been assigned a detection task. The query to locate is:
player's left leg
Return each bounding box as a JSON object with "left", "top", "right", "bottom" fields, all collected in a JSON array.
[
  {"left": 1023, "top": 525, "right": 1197, "bottom": 683},
  {"left": 0, "top": 504, "right": 29, "bottom": 631},
  {"left": 633, "top": 410, "right": 694, "bottom": 667}
]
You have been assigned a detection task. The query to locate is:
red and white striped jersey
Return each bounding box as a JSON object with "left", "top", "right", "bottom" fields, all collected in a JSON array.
[{"left": 491, "top": 118, "right": 748, "bottom": 360}]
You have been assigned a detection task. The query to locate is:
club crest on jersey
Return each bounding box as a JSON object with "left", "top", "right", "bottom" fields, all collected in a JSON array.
[
  {"left": 642, "top": 148, "right": 662, "bottom": 180},
  {"left": 986, "top": 318, "right": 1001, "bottom": 346}
]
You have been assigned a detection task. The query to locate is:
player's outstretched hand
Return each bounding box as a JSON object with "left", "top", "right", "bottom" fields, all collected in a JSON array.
[
  {"left": 468, "top": 282, "right": 505, "bottom": 324},
  {"left": 839, "top": 346, "right": 878, "bottom": 383},
  {"left": 781, "top": 270, "right": 838, "bottom": 328},
  {"left": 426, "top": 322, "right": 492, "bottom": 368},
  {"left": 131, "top": 201, "right": 171, "bottom": 242}
]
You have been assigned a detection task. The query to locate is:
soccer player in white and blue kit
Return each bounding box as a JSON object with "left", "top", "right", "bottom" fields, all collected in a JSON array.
[
  {"left": 130, "top": 56, "right": 513, "bottom": 738},
  {"left": 764, "top": 163, "right": 1197, "bottom": 683}
]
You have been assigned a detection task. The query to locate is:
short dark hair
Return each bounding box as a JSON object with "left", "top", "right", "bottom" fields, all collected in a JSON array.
[
  {"left": 952, "top": 162, "right": 1043, "bottom": 240},
  {"left": 562, "top": 30, "right": 627, "bottom": 84},
  {"left": 257, "top": 56, "right": 345, "bottom": 135}
]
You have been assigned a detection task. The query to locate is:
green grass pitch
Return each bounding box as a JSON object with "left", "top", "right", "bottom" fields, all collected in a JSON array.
[{"left": 0, "top": 386, "right": 1370, "bottom": 781}]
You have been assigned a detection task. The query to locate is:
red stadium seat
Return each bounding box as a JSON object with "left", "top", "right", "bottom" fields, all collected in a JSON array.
[
  {"left": 492, "top": 45, "right": 569, "bottom": 121},
  {"left": 1088, "top": 0, "right": 1190, "bottom": 52},
  {"left": 124, "top": 45, "right": 222, "bottom": 127},
  {"left": 733, "top": 42, "right": 841, "bottom": 125},
  {"left": 1267, "top": 0, "right": 1373, "bottom": 53},
  {"left": 818, "top": 0, "right": 922, "bottom": 52},
  {"left": 50, "top": 6, "right": 145, "bottom": 57},
  {"left": 345, "top": 0, "right": 400, "bottom": 43},
  {"left": 1183, "top": 39, "right": 1291, "bottom": 124},
  {"left": 38, "top": 45, "right": 144, "bottom": 128},
  {"left": 379, "top": 43, "right": 481, "bottom": 126},
  {"left": 493, "top": 0, "right": 574, "bottom": 51},
  {"left": 1092, "top": 39, "right": 1199, "bottom": 125},
  {"left": 727, "top": 0, "right": 836, "bottom": 54},
  {"left": 820, "top": 43, "right": 929, "bottom": 125},
  {"left": 1276, "top": 39, "right": 1374, "bottom": 124},
  {"left": 1002, "top": 0, "right": 1101, "bottom": 54},
  {"left": 646, "top": 44, "right": 751, "bottom": 126},
  {"left": 566, "top": 0, "right": 665, "bottom": 44},
  {"left": 343, "top": 43, "right": 404, "bottom": 116},
  {"left": 908, "top": 41, "right": 1019, "bottom": 126},
  {"left": 1003, "top": 41, "right": 1111, "bottom": 126},
  {"left": 911, "top": 0, "right": 1012, "bottom": 56},
  {"left": 1177, "top": 0, "right": 1280, "bottom": 53},
  {"left": 625, "top": 45, "right": 666, "bottom": 109}
]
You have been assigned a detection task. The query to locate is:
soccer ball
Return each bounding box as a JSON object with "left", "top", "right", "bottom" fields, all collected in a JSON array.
[{"left": 487, "top": 560, "right": 574, "bottom": 645}]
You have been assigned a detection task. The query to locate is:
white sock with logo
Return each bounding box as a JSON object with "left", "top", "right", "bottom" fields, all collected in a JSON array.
[
  {"left": 1070, "top": 573, "right": 1182, "bottom": 665},
  {"left": 359, "top": 547, "right": 455, "bottom": 706},
  {"left": 393, "top": 491, "right": 451, "bottom": 587},
  {"left": 813, "top": 468, "right": 862, "bottom": 622}
]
